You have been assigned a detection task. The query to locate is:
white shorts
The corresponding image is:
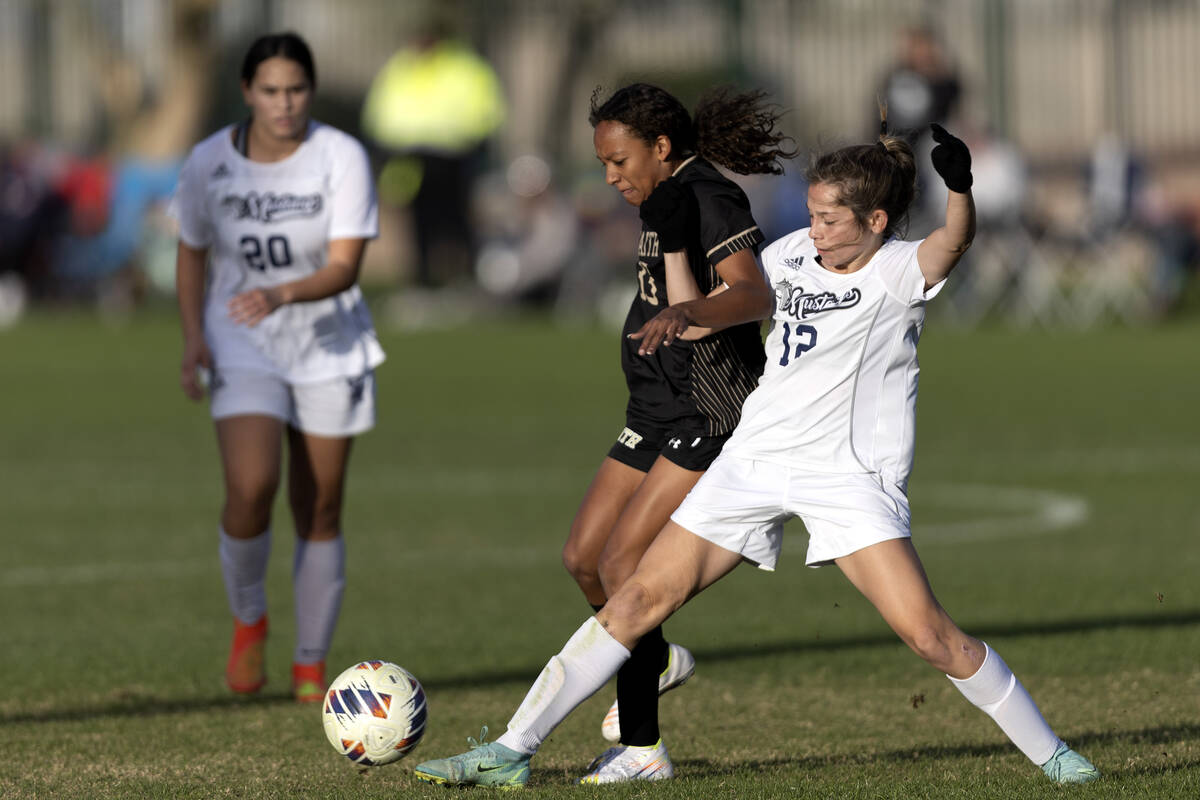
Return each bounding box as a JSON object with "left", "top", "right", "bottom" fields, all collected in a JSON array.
[
  {"left": 209, "top": 368, "right": 376, "bottom": 438},
  {"left": 670, "top": 455, "right": 911, "bottom": 571}
]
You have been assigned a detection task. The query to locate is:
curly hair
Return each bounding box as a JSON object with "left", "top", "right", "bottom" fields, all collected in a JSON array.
[
  {"left": 589, "top": 83, "right": 795, "bottom": 175},
  {"left": 805, "top": 135, "right": 917, "bottom": 239}
]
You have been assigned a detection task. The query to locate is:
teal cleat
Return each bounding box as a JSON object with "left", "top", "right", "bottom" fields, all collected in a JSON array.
[
  {"left": 413, "top": 727, "right": 531, "bottom": 789},
  {"left": 1041, "top": 743, "right": 1100, "bottom": 784}
]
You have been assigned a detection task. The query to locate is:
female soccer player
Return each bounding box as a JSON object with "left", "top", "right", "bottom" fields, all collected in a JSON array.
[
  {"left": 413, "top": 123, "right": 1100, "bottom": 787},
  {"left": 556, "top": 83, "right": 791, "bottom": 781},
  {"left": 172, "top": 32, "right": 383, "bottom": 703}
]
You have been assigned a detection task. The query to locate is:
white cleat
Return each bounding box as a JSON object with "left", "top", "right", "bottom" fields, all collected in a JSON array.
[
  {"left": 601, "top": 642, "right": 696, "bottom": 742},
  {"left": 579, "top": 739, "right": 674, "bottom": 784}
]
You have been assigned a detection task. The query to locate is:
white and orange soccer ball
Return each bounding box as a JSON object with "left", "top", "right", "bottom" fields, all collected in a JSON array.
[{"left": 322, "top": 660, "right": 427, "bottom": 766}]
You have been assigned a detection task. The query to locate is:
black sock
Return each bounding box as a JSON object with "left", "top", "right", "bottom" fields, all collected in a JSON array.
[{"left": 616, "top": 625, "right": 665, "bottom": 746}]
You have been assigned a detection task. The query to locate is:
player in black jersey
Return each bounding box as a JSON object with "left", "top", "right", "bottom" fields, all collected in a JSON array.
[{"left": 554, "top": 83, "right": 794, "bottom": 782}]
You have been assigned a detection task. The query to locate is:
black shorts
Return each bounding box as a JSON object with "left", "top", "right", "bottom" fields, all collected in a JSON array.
[{"left": 606, "top": 418, "right": 731, "bottom": 473}]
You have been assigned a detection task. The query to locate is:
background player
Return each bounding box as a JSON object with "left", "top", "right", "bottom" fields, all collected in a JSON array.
[
  {"left": 413, "top": 122, "right": 1100, "bottom": 787},
  {"left": 172, "top": 32, "right": 384, "bottom": 702},
  {"left": 554, "top": 83, "right": 793, "bottom": 782}
]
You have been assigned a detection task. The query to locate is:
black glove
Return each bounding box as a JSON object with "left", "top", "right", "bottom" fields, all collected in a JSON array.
[
  {"left": 638, "top": 176, "right": 691, "bottom": 252},
  {"left": 930, "top": 123, "right": 972, "bottom": 193}
]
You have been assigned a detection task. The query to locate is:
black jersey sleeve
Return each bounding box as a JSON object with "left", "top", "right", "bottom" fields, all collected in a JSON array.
[{"left": 689, "top": 170, "right": 765, "bottom": 268}]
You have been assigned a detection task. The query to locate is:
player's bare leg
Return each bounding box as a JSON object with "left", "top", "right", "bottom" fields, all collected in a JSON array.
[
  {"left": 217, "top": 415, "right": 283, "bottom": 539},
  {"left": 836, "top": 538, "right": 1099, "bottom": 783},
  {"left": 561, "top": 457, "right": 645, "bottom": 607},
  {"left": 286, "top": 427, "right": 353, "bottom": 701},
  {"left": 215, "top": 415, "right": 284, "bottom": 693},
  {"left": 599, "top": 522, "right": 743, "bottom": 645},
  {"left": 835, "top": 537, "right": 981, "bottom": 676},
  {"left": 593, "top": 456, "right": 702, "bottom": 759},
  {"left": 597, "top": 457, "right": 705, "bottom": 593}
]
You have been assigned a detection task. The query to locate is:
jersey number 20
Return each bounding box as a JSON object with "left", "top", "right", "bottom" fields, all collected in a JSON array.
[
  {"left": 240, "top": 235, "right": 293, "bottom": 272},
  {"left": 779, "top": 321, "right": 817, "bottom": 366}
]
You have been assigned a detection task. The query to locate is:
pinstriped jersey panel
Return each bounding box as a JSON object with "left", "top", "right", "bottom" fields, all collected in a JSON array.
[{"left": 691, "top": 332, "right": 764, "bottom": 436}]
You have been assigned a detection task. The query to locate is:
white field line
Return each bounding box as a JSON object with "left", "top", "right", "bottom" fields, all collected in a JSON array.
[
  {"left": 920, "top": 445, "right": 1200, "bottom": 476},
  {"left": 914, "top": 484, "right": 1089, "bottom": 544},
  {"left": 0, "top": 483, "right": 1090, "bottom": 587},
  {"left": 0, "top": 558, "right": 212, "bottom": 587}
]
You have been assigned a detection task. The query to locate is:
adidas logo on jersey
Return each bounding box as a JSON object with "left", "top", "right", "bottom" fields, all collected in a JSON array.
[
  {"left": 782, "top": 256, "right": 805, "bottom": 270},
  {"left": 211, "top": 163, "right": 231, "bottom": 179}
]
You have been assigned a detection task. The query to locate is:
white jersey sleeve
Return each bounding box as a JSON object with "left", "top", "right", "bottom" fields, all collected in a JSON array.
[
  {"left": 876, "top": 238, "right": 946, "bottom": 306},
  {"left": 170, "top": 149, "right": 214, "bottom": 249},
  {"left": 327, "top": 133, "right": 378, "bottom": 241}
]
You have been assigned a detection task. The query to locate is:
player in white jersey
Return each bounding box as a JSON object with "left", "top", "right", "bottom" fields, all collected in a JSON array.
[
  {"left": 172, "top": 33, "right": 384, "bottom": 703},
  {"left": 413, "top": 123, "right": 1100, "bottom": 787}
]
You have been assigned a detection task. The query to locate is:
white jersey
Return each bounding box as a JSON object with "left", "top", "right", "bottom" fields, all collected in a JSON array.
[
  {"left": 171, "top": 121, "right": 385, "bottom": 384},
  {"left": 721, "top": 230, "right": 945, "bottom": 492}
]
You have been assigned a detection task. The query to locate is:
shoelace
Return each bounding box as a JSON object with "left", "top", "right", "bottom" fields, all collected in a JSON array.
[{"left": 466, "top": 725, "right": 491, "bottom": 749}]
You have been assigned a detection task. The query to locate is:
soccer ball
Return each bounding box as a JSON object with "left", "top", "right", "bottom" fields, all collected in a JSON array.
[{"left": 322, "top": 660, "right": 428, "bottom": 766}]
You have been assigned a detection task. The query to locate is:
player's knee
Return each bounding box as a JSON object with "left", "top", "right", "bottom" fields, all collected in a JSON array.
[
  {"left": 903, "top": 624, "right": 956, "bottom": 670},
  {"left": 226, "top": 477, "right": 277, "bottom": 517},
  {"left": 302, "top": 505, "right": 341, "bottom": 539},
  {"left": 561, "top": 541, "right": 600, "bottom": 589},
  {"left": 605, "top": 580, "right": 653, "bottom": 624},
  {"left": 606, "top": 576, "right": 679, "bottom": 636}
]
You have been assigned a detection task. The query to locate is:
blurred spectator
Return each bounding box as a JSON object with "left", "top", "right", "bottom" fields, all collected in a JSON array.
[
  {"left": 877, "top": 26, "right": 963, "bottom": 238},
  {"left": 0, "top": 0, "right": 213, "bottom": 314},
  {"left": 52, "top": 158, "right": 180, "bottom": 300},
  {"left": 1098, "top": 137, "right": 1200, "bottom": 315},
  {"left": 0, "top": 139, "right": 65, "bottom": 314},
  {"left": 474, "top": 154, "right": 579, "bottom": 302},
  {"left": 878, "top": 25, "right": 962, "bottom": 144},
  {"left": 361, "top": 16, "right": 505, "bottom": 289}
]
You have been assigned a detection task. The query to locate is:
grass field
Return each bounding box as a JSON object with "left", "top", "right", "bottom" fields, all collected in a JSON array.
[{"left": 0, "top": 308, "right": 1197, "bottom": 799}]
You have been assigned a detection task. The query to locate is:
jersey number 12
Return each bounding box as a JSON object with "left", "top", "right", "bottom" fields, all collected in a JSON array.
[{"left": 779, "top": 321, "right": 817, "bottom": 366}]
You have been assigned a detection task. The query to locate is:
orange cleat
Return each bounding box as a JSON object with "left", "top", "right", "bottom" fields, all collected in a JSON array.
[
  {"left": 292, "top": 661, "right": 326, "bottom": 703},
  {"left": 225, "top": 616, "right": 268, "bottom": 694}
]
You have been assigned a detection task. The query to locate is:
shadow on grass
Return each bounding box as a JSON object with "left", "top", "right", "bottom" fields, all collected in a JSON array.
[
  {"left": 647, "top": 721, "right": 1200, "bottom": 781},
  {"left": 0, "top": 689, "right": 297, "bottom": 725},
  {"left": 521, "top": 721, "right": 1200, "bottom": 786},
  {"left": 689, "top": 608, "right": 1200, "bottom": 666},
  {"left": 3, "top": 609, "right": 1196, "bottom": 726}
]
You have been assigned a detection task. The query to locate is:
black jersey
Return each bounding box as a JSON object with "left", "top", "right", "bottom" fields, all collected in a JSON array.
[{"left": 620, "top": 156, "right": 767, "bottom": 437}]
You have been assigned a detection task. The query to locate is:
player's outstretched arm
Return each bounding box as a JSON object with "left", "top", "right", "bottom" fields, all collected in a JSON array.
[
  {"left": 226, "top": 237, "right": 367, "bottom": 326},
  {"left": 917, "top": 123, "right": 976, "bottom": 289}
]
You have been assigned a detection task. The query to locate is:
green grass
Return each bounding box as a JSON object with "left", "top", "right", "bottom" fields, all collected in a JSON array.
[{"left": 0, "top": 309, "right": 1197, "bottom": 799}]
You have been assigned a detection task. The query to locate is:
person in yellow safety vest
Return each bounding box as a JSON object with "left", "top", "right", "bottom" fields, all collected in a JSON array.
[{"left": 362, "top": 34, "right": 506, "bottom": 289}]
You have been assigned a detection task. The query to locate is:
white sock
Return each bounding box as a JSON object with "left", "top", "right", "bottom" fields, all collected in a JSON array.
[
  {"left": 219, "top": 527, "right": 271, "bottom": 624},
  {"left": 949, "top": 642, "right": 1063, "bottom": 765},
  {"left": 496, "top": 617, "right": 630, "bottom": 755},
  {"left": 292, "top": 535, "right": 345, "bottom": 664}
]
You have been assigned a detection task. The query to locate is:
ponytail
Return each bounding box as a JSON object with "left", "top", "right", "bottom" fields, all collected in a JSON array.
[{"left": 804, "top": 105, "right": 917, "bottom": 239}]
